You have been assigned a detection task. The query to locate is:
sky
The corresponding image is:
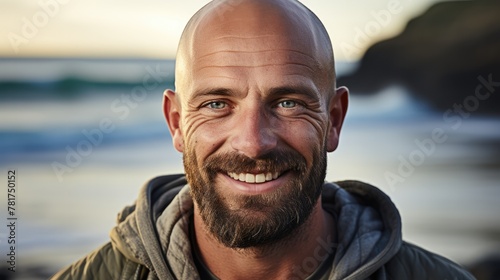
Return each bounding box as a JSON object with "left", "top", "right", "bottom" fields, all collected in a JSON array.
[{"left": 1, "top": 0, "right": 444, "bottom": 61}]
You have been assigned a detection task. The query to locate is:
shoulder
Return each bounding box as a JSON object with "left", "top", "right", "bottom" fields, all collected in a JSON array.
[
  {"left": 383, "top": 241, "right": 475, "bottom": 279},
  {"left": 50, "top": 242, "right": 150, "bottom": 280}
]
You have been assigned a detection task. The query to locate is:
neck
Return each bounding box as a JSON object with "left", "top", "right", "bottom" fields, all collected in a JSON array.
[{"left": 193, "top": 197, "right": 335, "bottom": 280}]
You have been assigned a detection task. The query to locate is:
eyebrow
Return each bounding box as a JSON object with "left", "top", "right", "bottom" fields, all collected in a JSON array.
[
  {"left": 191, "top": 87, "right": 235, "bottom": 100},
  {"left": 268, "top": 86, "right": 320, "bottom": 102},
  {"left": 191, "top": 85, "right": 320, "bottom": 102}
]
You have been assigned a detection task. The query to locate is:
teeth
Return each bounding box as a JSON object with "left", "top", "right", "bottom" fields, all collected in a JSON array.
[
  {"left": 266, "top": 173, "right": 273, "bottom": 181},
  {"left": 228, "top": 172, "right": 280, "bottom": 184},
  {"left": 246, "top": 174, "right": 255, "bottom": 183},
  {"left": 255, "top": 174, "right": 265, "bottom": 183}
]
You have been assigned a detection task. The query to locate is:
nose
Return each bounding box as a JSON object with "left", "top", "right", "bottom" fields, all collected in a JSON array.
[{"left": 230, "top": 105, "right": 278, "bottom": 158}]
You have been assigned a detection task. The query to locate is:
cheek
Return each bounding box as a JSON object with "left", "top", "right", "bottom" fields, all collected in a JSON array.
[
  {"left": 184, "top": 117, "right": 229, "bottom": 163},
  {"left": 276, "top": 119, "right": 326, "bottom": 163}
]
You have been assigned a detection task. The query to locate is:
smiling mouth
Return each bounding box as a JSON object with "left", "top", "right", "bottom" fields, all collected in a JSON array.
[{"left": 227, "top": 172, "right": 280, "bottom": 184}]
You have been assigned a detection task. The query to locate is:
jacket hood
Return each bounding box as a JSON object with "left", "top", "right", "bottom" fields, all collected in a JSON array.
[
  {"left": 111, "top": 174, "right": 188, "bottom": 279},
  {"left": 324, "top": 180, "right": 402, "bottom": 279},
  {"left": 110, "top": 175, "right": 402, "bottom": 279}
]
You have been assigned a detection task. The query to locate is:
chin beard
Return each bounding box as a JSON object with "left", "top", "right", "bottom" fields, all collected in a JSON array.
[{"left": 185, "top": 147, "right": 327, "bottom": 249}]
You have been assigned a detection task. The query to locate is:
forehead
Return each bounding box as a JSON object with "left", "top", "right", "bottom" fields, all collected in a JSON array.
[
  {"left": 175, "top": 0, "right": 334, "bottom": 99},
  {"left": 193, "top": 34, "right": 320, "bottom": 73},
  {"left": 190, "top": 22, "right": 321, "bottom": 90},
  {"left": 188, "top": 37, "right": 322, "bottom": 101}
]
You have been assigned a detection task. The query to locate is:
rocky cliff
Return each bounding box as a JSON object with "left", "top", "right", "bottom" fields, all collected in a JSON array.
[{"left": 337, "top": 0, "right": 500, "bottom": 115}]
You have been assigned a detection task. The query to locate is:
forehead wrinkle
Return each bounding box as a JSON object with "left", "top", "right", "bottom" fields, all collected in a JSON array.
[
  {"left": 194, "top": 63, "right": 316, "bottom": 73},
  {"left": 198, "top": 32, "right": 316, "bottom": 53},
  {"left": 211, "top": 35, "right": 277, "bottom": 40},
  {"left": 194, "top": 48, "right": 320, "bottom": 74},
  {"left": 197, "top": 49, "right": 319, "bottom": 60}
]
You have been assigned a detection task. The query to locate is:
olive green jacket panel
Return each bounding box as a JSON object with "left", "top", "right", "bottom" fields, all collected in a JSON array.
[{"left": 51, "top": 176, "right": 475, "bottom": 280}]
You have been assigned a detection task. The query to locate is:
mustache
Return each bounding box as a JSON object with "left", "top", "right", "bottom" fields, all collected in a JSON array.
[{"left": 203, "top": 149, "right": 307, "bottom": 175}]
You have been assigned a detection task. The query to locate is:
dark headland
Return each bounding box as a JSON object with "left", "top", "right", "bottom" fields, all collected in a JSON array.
[{"left": 337, "top": 0, "right": 500, "bottom": 115}]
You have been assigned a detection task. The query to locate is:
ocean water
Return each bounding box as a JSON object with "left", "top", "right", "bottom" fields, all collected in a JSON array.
[{"left": 0, "top": 58, "right": 499, "bottom": 278}]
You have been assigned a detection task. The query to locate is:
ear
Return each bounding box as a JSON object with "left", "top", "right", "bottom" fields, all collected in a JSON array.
[
  {"left": 326, "top": 86, "right": 349, "bottom": 152},
  {"left": 163, "top": 89, "right": 184, "bottom": 152}
]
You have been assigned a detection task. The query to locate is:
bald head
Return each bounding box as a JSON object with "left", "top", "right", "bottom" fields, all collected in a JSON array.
[{"left": 174, "top": 0, "right": 336, "bottom": 95}]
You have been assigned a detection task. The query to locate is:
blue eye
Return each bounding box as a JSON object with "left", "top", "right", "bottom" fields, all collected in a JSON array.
[
  {"left": 206, "top": 101, "right": 227, "bottom": 109},
  {"left": 278, "top": 100, "right": 297, "bottom": 108}
]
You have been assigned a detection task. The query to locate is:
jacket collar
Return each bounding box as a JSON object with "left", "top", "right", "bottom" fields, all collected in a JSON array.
[{"left": 111, "top": 175, "right": 402, "bottom": 280}]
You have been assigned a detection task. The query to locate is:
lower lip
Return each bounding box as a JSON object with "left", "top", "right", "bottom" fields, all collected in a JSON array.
[{"left": 221, "top": 172, "right": 288, "bottom": 195}]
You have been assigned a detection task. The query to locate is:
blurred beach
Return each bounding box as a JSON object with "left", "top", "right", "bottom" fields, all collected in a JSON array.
[{"left": 0, "top": 58, "right": 499, "bottom": 279}]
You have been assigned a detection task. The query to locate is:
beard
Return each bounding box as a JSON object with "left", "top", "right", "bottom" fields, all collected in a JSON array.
[{"left": 184, "top": 145, "right": 327, "bottom": 249}]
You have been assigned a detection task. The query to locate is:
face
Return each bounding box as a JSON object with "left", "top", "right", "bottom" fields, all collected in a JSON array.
[{"left": 164, "top": 5, "right": 348, "bottom": 248}]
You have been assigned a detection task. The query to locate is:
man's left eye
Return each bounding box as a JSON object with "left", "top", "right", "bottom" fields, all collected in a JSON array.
[
  {"left": 206, "top": 101, "right": 227, "bottom": 109},
  {"left": 278, "top": 100, "right": 297, "bottom": 108}
]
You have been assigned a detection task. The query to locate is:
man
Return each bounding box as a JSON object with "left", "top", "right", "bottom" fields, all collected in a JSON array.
[{"left": 53, "top": 0, "right": 474, "bottom": 279}]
